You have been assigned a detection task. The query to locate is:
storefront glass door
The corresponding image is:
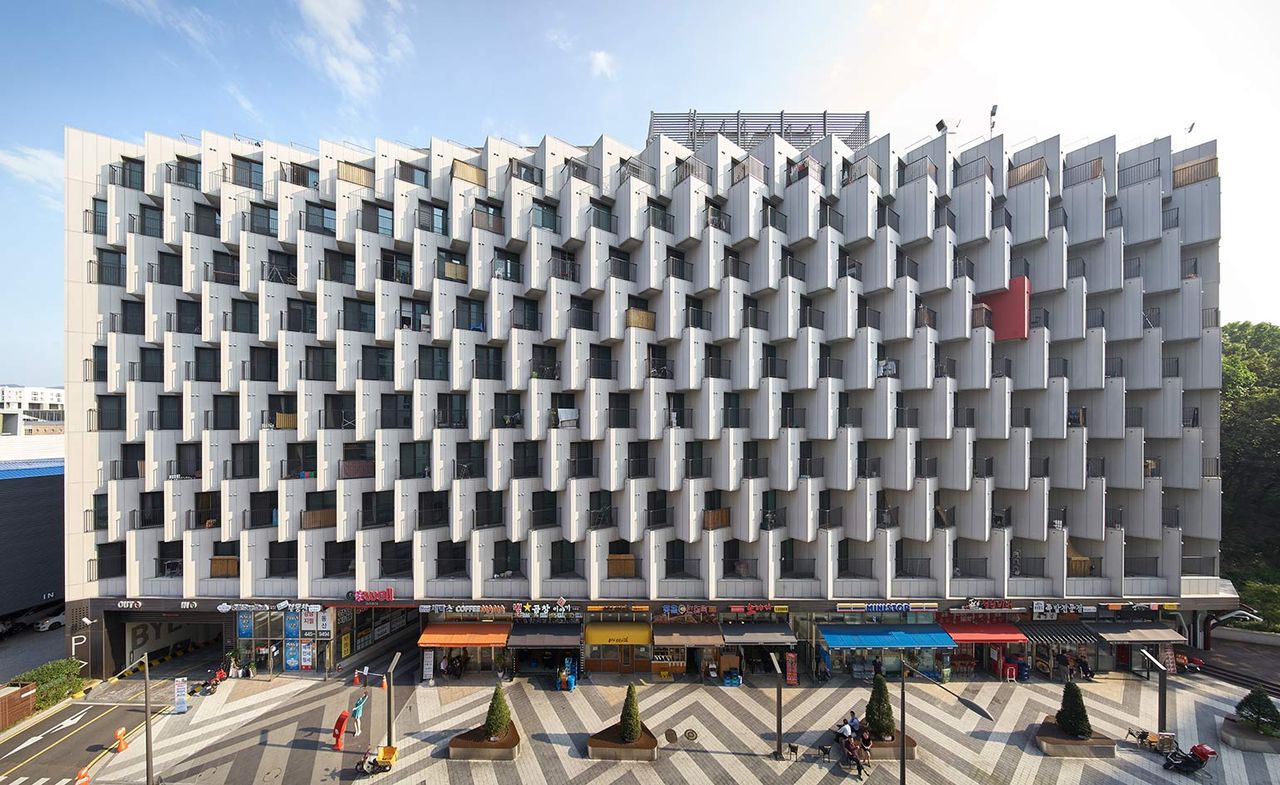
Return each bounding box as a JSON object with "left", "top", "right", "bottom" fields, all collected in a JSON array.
[{"left": 620, "top": 645, "right": 633, "bottom": 673}]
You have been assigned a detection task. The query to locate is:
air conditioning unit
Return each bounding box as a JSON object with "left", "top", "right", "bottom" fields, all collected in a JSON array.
[
  {"left": 1051, "top": 518, "right": 1065, "bottom": 530},
  {"left": 991, "top": 512, "right": 1005, "bottom": 528}
]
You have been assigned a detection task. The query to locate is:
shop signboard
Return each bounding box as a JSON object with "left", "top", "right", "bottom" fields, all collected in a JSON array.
[
  {"left": 173, "top": 678, "right": 188, "bottom": 714},
  {"left": 300, "top": 640, "right": 314, "bottom": 671},
  {"left": 390, "top": 612, "right": 407, "bottom": 631},
  {"left": 836, "top": 602, "right": 938, "bottom": 613},
  {"left": 301, "top": 610, "right": 318, "bottom": 638},
  {"left": 374, "top": 621, "right": 391, "bottom": 641},
  {"left": 284, "top": 639, "right": 300, "bottom": 671},
  {"left": 1031, "top": 601, "right": 1098, "bottom": 621},
  {"left": 653, "top": 603, "right": 717, "bottom": 623},
  {"left": 957, "top": 599, "right": 1017, "bottom": 611},
  {"left": 784, "top": 652, "right": 798, "bottom": 686},
  {"left": 216, "top": 601, "right": 322, "bottom": 613},
  {"left": 316, "top": 610, "right": 333, "bottom": 640},
  {"left": 236, "top": 611, "right": 254, "bottom": 639},
  {"left": 418, "top": 603, "right": 509, "bottom": 615},
  {"left": 512, "top": 599, "right": 583, "bottom": 620},
  {"left": 340, "top": 633, "right": 351, "bottom": 658},
  {"left": 725, "top": 602, "right": 786, "bottom": 616},
  {"left": 422, "top": 649, "right": 434, "bottom": 682},
  {"left": 284, "top": 611, "right": 301, "bottom": 639}
]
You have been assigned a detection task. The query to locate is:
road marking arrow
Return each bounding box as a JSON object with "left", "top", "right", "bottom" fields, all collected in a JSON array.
[{"left": 0, "top": 708, "right": 92, "bottom": 759}]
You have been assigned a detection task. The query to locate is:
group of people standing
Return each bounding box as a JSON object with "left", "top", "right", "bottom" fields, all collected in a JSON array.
[{"left": 1053, "top": 650, "right": 1095, "bottom": 681}]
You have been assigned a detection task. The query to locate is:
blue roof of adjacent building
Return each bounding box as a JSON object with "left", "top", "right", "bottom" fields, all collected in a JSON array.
[
  {"left": 818, "top": 623, "right": 956, "bottom": 650},
  {"left": 0, "top": 458, "right": 64, "bottom": 481}
]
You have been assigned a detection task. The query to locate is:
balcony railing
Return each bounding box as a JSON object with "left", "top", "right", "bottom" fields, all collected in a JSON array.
[
  {"left": 266, "top": 558, "right": 298, "bottom": 578},
  {"left": 665, "top": 407, "right": 692, "bottom": 428},
  {"left": 896, "top": 558, "right": 931, "bottom": 579},
  {"left": 397, "top": 457, "right": 430, "bottom": 479},
  {"left": 587, "top": 206, "right": 617, "bottom": 233},
  {"left": 338, "top": 458, "right": 374, "bottom": 480},
  {"left": 625, "top": 308, "right": 656, "bottom": 330},
  {"left": 780, "top": 558, "right": 816, "bottom": 579},
  {"left": 762, "top": 205, "right": 788, "bottom": 232},
  {"left": 568, "top": 307, "right": 598, "bottom": 331},
  {"left": 436, "top": 558, "right": 469, "bottom": 579},
  {"left": 588, "top": 357, "right": 618, "bottom": 379},
  {"left": 473, "top": 506, "right": 504, "bottom": 529},
  {"left": 473, "top": 357, "right": 504, "bottom": 381},
  {"left": 646, "top": 506, "right": 673, "bottom": 530},
  {"left": 723, "top": 558, "right": 757, "bottom": 579},
  {"left": 706, "top": 205, "right": 731, "bottom": 232},
  {"left": 898, "top": 156, "right": 938, "bottom": 187},
  {"left": 954, "top": 557, "right": 988, "bottom": 579},
  {"left": 1008, "top": 157, "right": 1048, "bottom": 188},
  {"left": 763, "top": 356, "right": 787, "bottom": 378},
  {"left": 842, "top": 156, "right": 880, "bottom": 186},
  {"left": 627, "top": 457, "right": 655, "bottom": 478},
  {"left": 1013, "top": 557, "right": 1046, "bottom": 578},
  {"left": 1118, "top": 157, "right": 1160, "bottom": 188},
  {"left": 916, "top": 457, "right": 938, "bottom": 479},
  {"left": 605, "top": 554, "right": 638, "bottom": 579},
  {"left": 742, "top": 456, "right": 769, "bottom": 479},
  {"left": 472, "top": 209, "right": 504, "bottom": 235},
  {"left": 731, "top": 157, "right": 768, "bottom": 185},
  {"left": 781, "top": 407, "right": 806, "bottom": 429},
  {"left": 129, "top": 212, "right": 163, "bottom": 238},
  {"left": 1124, "top": 557, "right": 1159, "bottom": 577},
  {"left": 549, "top": 558, "right": 586, "bottom": 579},
  {"left": 724, "top": 255, "right": 749, "bottom": 282},
  {"left": 703, "top": 507, "right": 730, "bottom": 531},
  {"left": 619, "top": 157, "right": 657, "bottom": 187},
  {"left": 817, "top": 506, "right": 843, "bottom": 529},
  {"left": 876, "top": 506, "right": 899, "bottom": 528},
  {"left": 130, "top": 509, "right": 164, "bottom": 530},
  {"left": 1068, "top": 556, "right": 1104, "bottom": 578},
  {"left": 684, "top": 455, "right": 712, "bottom": 479},
  {"left": 1063, "top": 156, "right": 1103, "bottom": 188},
  {"left": 645, "top": 205, "right": 674, "bottom": 233},
  {"left": 838, "top": 557, "right": 874, "bottom": 579},
  {"left": 564, "top": 158, "right": 601, "bottom": 186},
  {"left": 674, "top": 156, "right": 711, "bottom": 185},
  {"left": 154, "top": 557, "right": 183, "bottom": 578},
  {"left": 530, "top": 505, "right": 560, "bottom": 530},
  {"left": 321, "top": 408, "right": 356, "bottom": 430},
  {"left": 723, "top": 407, "right": 751, "bottom": 429},
  {"left": 819, "top": 204, "right": 845, "bottom": 232},
  {"left": 839, "top": 407, "right": 863, "bottom": 428},
  {"left": 322, "top": 559, "right": 356, "bottom": 579},
  {"left": 510, "top": 456, "right": 539, "bottom": 479},
  {"left": 819, "top": 356, "right": 844, "bottom": 378},
  {"left": 380, "top": 558, "right": 413, "bottom": 579},
  {"left": 454, "top": 458, "right": 486, "bottom": 480},
  {"left": 492, "top": 407, "right": 523, "bottom": 429},
  {"left": 589, "top": 506, "right": 616, "bottom": 530},
  {"left": 1162, "top": 506, "right": 1181, "bottom": 528},
  {"left": 760, "top": 507, "right": 786, "bottom": 530},
  {"left": 858, "top": 457, "right": 883, "bottom": 479},
  {"left": 1181, "top": 556, "right": 1218, "bottom": 576},
  {"left": 418, "top": 507, "right": 449, "bottom": 529},
  {"left": 300, "top": 508, "right": 337, "bottom": 530},
  {"left": 663, "top": 558, "right": 700, "bottom": 579},
  {"left": 1173, "top": 157, "right": 1218, "bottom": 188},
  {"left": 569, "top": 456, "right": 598, "bottom": 479},
  {"left": 609, "top": 256, "right": 637, "bottom": 281}
]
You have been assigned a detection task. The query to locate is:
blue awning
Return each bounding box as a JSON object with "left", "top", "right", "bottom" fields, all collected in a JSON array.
[{"left": 818, "top": 624, "right": 956, "bottom": 650}]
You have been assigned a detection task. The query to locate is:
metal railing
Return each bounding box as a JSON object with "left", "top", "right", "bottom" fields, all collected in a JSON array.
[
  {"left": 781, "top": 407, "right": 806, "bottom": 429},
  {"left": 898, "top": 156, "right": 937, "bottom": 187},
  {"left": 1068, "top": 557, "right": 1104, "bottom": 578},
  {"left": 568, "top": 307, "right": 597, "bottom": 331},
  {"left": 510, "top": 456, "right": 540, "bottom": 479},
  {"left": 780, "top": 558, "right": 816, "bottom": 579},
  {"left": 1124, "top": 557, "right": 1159, "bottom": 577},
  {"left": 1181, "top": 556, "right": 1218, "bottom": 576},
  {"left": 819, "top": 356, "right": 844, "bottom": 378},
  {"left": 1106, "top": 206, "right": 1123, "bottom": 229},
  {"left": 896, "top": 558, "right": 931, "bottom": 579},
  {"left": 876, "top": 506, "right": 899, "bottom": 528},
  {"left": 843, "top": 156, "right": 880, "bottom": 186},
  {"left": 472, "top": 208, "right": 504, "bottom": 235},
  {"left": 1007, "top": 157, "right": 1047, "bottom": 188},
  {"left": 1118, "top": 157, "right": 1160, "bottom": 188},
  {"left": 858, "top": 457, "right": 883, "bottom": 479},
  {"left": 723, "top": 558, "right": 757, "bottom": 579},
  {"left": 589, "top": 506, "right": 616, "bottom": 530},
  {"left": 645, "top": 205, "right": 674, "bottom": 233},
  {"left": 1162, "top": 506, "right": 1181, "bottom": 528},
  {"left": 1173, "top": 157, "right": 1218, "bottom": 188},
  {"left": 436, "top": 558, "right": 469, "bottom": 579},
  {"left": 817, "top": 506, "right": 843, "bottom": 529},
  {"left": 954, "top": 156, "right": 993, "bottom": 186},
  {"left": 1087, "top": 456, "right": 1106, "bottom": 478},
  {"left": 843, "top": 256, "right": 863, "bottom": 280},
  {"left": 819, "top": 204, "right": 845, "bottom": 232},
  {"left": 1063, "top": 157, "right": 1103, "bottom": 188},
  {"left": 674, "top": 156, "right": 711, "bottom": 186},
  {"left": 530, "top": 359, "right": 560, "bottom": 380},
  {"left": 667, "top": 255, "right": 693, "bottom": 281},
  {"left": 763, "top": 356, "right": 787, "bottom": 378},
  {"left": 627, "top": 457, "right": 655, "bottom": 478},
  {"left": 706, "top": 205, "right": 731, "bottom": 232},
  {"left": 564, "top": 158, "right": 601, "bottom": 186},
  {"left": 1162, "top": 207, "right": 1180, "bottom": 231},
  {"left": 916, "top": 456, "right": 938, "bottom": 478},
  {"left": 568, "top": 456, "right": 598, "bottom": 479},
  {"left": 587, "top": 206, "right": 617, "bottom": 233},
  {"left": 724, "top": 255, "right": 749, "bottom": 282},
  {"left": 588, "top": 357, "right": 618, "bottom": 380},
  {"left": 798, "top": 455, "right": 824, "bottom": 477},
  {"left": 781, "top": 255, "right": 806, "bottom": 281},
  {"left": 129, "top": 211, "right": 163, "bottom": 238},
  {"left": 619, "top": 157, "right": 657, "bottom": 187},
  {"left": 530, "top": 505, "right": 560, "bottom": 530},
  {"left": 974, "top": 457, "right": 994, "bottom": 478},
  {"left": 837, "top": 557, "right": 874, "bottom": 579},
  {"left": 954, "top": 557, "right": 988, "bottom": 578},
  {"left": 762, "top": 205, "right": 788, "bottom": 232},
  {"left": 549, "top": 558, "right": 586, "bottom": 579},
  {"left": 723, "top": 407, "right": 751, "bottom": 429},
  {"left": 473, "top": 505, "right": 504, "bottom": 529},
  {"left": 742, "top": 456, "right": 769, "bottom": 478},
  {"left": 665, "top": 407, "right": 692, "bottom": 428},
  {"left": 417, "top": 507, "right": 449, "bottom": 529},
  {"left": 1049, "top": 357, "right": 1069, "bottom": 378},
  {"left": 647, "top": 506, "right": 674, "bottom": 529},
  {"left": 760, "top": 507, "right": 787, "bottom": 530},
  {"left": 745, "top": 307, "right": 770, "bottom": 330},
  {"left": 1013, "top": 557, "right": 1046, "bottom": 578},
  {"left": 731, "top": 157, "right": 768, "bottom": 185}
]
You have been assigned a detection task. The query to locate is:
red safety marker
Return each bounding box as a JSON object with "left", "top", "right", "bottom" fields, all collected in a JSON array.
[
  {"left": 332, "top": 709, "right": 350, "bottom": 751},
  {"left": 113, "top": 726, "right": 128, "bottom": 753},
  {"left": 74, "top": 768, "right": 91, "bottom": 785}
]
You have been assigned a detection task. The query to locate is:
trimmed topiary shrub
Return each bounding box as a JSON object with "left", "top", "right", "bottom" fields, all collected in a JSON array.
[
  {"left": 620, "top": 684, "right": 642, "bottom": 743},
  {"left": 483, "top": 684, "right": 511, "bottom": 739},
  {"left": 866, "top": 674, "right": 896, "bottom": 740},
  {"left": 10, "top": 658, "right": 86, "bottom": 711},
  {"left": 1236, "top": 688, "right": 1280, "bottom": 736},
  {"left": 1055, "top": 681, "right": 1092, "bottom": 738}
]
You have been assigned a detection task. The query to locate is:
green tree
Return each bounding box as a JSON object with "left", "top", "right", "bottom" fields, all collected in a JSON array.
[
  {"left": 483, "top": 684, "right": 511, "bottom": 739},
  {"left": 1055, "top": 682, "right": 1092, "bottom": 738},
  {"left": 619, "top": 683, "right": 642, "bottom": 743},
  {"left": 865, "top": 674, "right": 895, "bottom": 740},
  {"left": 1236, "top": 688, "right": 1280, "bottom": 735}
]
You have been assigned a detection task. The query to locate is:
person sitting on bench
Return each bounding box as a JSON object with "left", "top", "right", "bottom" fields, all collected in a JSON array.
[{"left": 842, "top": 734, "right": 864, "bottom": 777}]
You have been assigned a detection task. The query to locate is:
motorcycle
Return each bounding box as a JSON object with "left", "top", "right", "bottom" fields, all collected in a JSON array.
[
  {"left": 198, "top": 666, "right": 227, "bottom": 695},
  {"left": 1164, "top": 743, "right": 1217, "bottom": 776},
  {"left": 1175, "top": 653, "right": 1205, "bottom": 674},
  {"left": 356, "top": 746, "right": 398, "bottom": 775}
]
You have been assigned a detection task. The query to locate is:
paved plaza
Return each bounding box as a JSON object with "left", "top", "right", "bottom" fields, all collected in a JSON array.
[{"left": 82, "top": 658, "right": 1280, "bottom": 785}]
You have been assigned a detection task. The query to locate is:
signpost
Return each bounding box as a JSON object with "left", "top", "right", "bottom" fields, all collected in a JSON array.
[{"left": 173, "top": 677, "right": 188, "bottom": 714}]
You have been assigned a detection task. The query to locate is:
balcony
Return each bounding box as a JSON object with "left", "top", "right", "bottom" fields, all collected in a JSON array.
[
  {"left": 781, "top": 407, "right": 807, "bottom": 430},
  {"left": 800, "top": 306, "right": 825, "bottom": 330},
  {"left": 664, "top": 558, "right": 700, "bottom": 579},
  {"left": 549, "top": 558, "right": 586, "bottom": 579},
  {"left": 380, "top": 558, "right": 413, "bottom": 579},
  {"left": 300, "top": 508, "right": 337, "bottom": 530},
  {"left": 838, "top": 557, "right": 874, "bottom": 579},
  {"left": 266, "top": 558, "right": 298, "bottom": 578},
  {"left": 588, "top": 506, "right": 616, "bottom": 530},
  {"left": 843, "top": 156, "right": 880, "bottom": 186},
  {"left": 731, "top": 157, "right": 768, "bottom": 185},
  {"left": 839, "top": 407, "right": 863, "bottom": 428},
  {"left": 359, "top": 505, "right": 394, "bottom": 529},
  {"left": 473, "top": 506, "right": 504, "bottom": 529},
  {"left": 589, "top": 357, "right": 618, "bottom": 379},
  {"left": 723, "top": 407, "right": 750, "bottom": 428},
  {"left": 876, "top": 506, "right": 899, "bottom": 529},
  {"left": 627, "top": 457, "right": 655, "bottom": 479},
  {"left": 130, "top": 509, "right": 164, "bottom": 530},
  {"left": 1162, "top": 507, "right": 1181, "bottom": 528},
  {"left": 548, "top": 408, "right": 579, "bottom": 428},
  {"left": 742, "top": 456, "right": 769, "bottom": 479},
  {"left": 1013, "top": 557, "right": 1046, "bottom": 578},
  {"left": 703, "top": 507, "right": 730, "bottom": 531},
  {"left": 322, "top": 559, "right": 356, "bottom": 579},
  {"left": 725, "top": 256, "right": 750, "bottom": 282},
  {"left": 1124, "top": 557, "right": 1159, "bottom": 577},
  {"left": 760, "top": 507, "right": 786, "bottom": 531},
  {"left": 246, "top": 505, "right": 277, "bottom": 529},
  {"left": 493, "top": 407, "right": 523, "bottom": 429},
  {"left": 916, "top": 457, "right": 939, "bottom": 479},
  {"left": 1173, "top": 157, "right": 1218, "bottom": 188},
  {"left": 645, "top": 357, "right": 674, "bottom": 379},
  {"left": 762, "top": 356, "right": 787, "bottom": 378},
  {"left": 564, "top": 158, "right": 601, "bottom": 186},
  {"left": 129, "top": 212, "right": 163, "bottom": 239},
  {"left": 530, "top": 506, "right": 560, "bottom": 530},
  {"left": 706, "top": 205, "right": 731, "bottom": 232},
  {"left": 529, "top": 204, "right": 560, "bottom": 233},
  {"left": 609, "top": 256, "right": 637, "bottom": 282},
  {"left": 510, "top": 456, "right": 539, "bottom": 479},
  {"left": 337, "top": 458, "right": 374, "bottom": 480},
  {"left": 472, "top": 209, "right": 505, "bottom": 235},
  {"left": 819, "top": 205, "right": 844, "bottom": 232},
  {"left": 415, "top": 358, "right": 447, "bottom": 381},
  {"left": 587, "top": 206, "right": 617, "bottom": 233},
  {"left": 88, "top": 259, "right": 125, "bottom": 286},
  {"left": 953, "top": 557, "right": 988, "bottom": 579},
  {"left": 417, "top": 507, "right": 448, "bottom": 529},
  {"left": 781, "top": 256, "right": 806, "bottom": 282},
  {"left": 761, "top": 205, "right": 788, "bottom": 232},
  {"left": 606, "top": 554, "right": 639, "bottom": 579},
  {"left": 817, "top": 506, "right": 843, "bottom": 529},
  {"left": 569, "top": 307, "right": 598, "bottom": 331},
  {"left": 436, "top": 558, "right": 469, "bottom": 579},
  {"left": 842, "top": 256, "right": 864, "bottom": 280},
  {"left": 454, "top": 458, "right": 486, "bottom": 481},
  {"left": 568, "top": 456, "right": 598, "bottom": 479},
  {"left": 454, "top": 309, "right": 486, "bottom": 332},
  {"left": 705, "top": 356, "right": 730, "bottom": 379},
  {"left": 934, "top": 357, "right": 957, "bottom": 379},
  {"left": 667, "top": 256, "right": 693, "bottom": 281},
  {"left": 685, "top": 456, "right": 712, "bottom": 479},
  {"left": 436, "top": 258, "right": 469, "bottom": 283},
  {"left": 321, "top": 408, "right": 356, "bottom": 430},
  {"left": 646, "top": 506, "right": 673, "bottom": 530},
  {"left": 619, "top": 157, "right": 657, "bottom": 187},
  {"left": 722, "top": 558, "right": 757, "bottom": 579},
  {"left": 397, "top": 457, "right": 430, "bottom": 480},
  {"left": 1181, "top": 556, "right": 1217, "bottom": 576},
  {"left": 625, "top": 308, "right": 656, "bottom": 330},
  {"left": 281, "top": 457, "right": 316, "bottom": 479},
  {"left": 895, "top": 558, "right": 931, "bottom": 579},
  {"left": 645, "top": 205, "right": 674, "bottom": 233},
  {"left": 530, "top": 359, "right": 560, "bottom": 380},
  {"left": 780, "top": 558, "right": 816, "bottom": 579},
  {"left": 665, "top": 407, "right": 692, "bottom": 429},
  {"left": 1087, "top": 457, "right": 1106, "bottom": 478},
  {"left": 154, "top": 557, "right": 183, "bottom": 578},
  {"left": 473, "top": 357, "right": 504, "bottom": 381}
]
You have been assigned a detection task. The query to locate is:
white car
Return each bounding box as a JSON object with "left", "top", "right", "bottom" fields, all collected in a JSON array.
[{"left": 35, "top": 612, "right": 64, "bottom": 631}]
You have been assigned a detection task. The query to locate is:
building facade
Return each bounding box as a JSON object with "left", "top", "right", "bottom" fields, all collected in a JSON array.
[
  {"left": 63, "top": 120, "right": 1230, "bottom": 679},
  {"left": 0, "top": 385, "right": 65, "bottom": 435},
  {"left": 0, "top": 434, "right": 65, "bottom": 618}
]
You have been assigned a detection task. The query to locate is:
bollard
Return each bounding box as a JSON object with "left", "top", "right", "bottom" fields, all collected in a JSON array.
[
  {"left": 332, "top": 710, "right": 350, "bottom": 752},
  {"left": 113, "top": 726, "right": 128, "bottom": 753}
]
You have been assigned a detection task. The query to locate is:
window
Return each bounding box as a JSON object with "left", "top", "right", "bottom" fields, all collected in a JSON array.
[
  {"left": 96, "top": 542, "right": 126, "bottom": 579},
  {"left": 399, "top": 441, "right": 431, "bottom": 479},
  {"left": 193, "top": 347, "right": 220, "bottom": 381},
  {"left": 437, "top": 540, "right": 467, "bottom": 577},
  {"left": 248, "top": 203, "right": 277, "bottom": 235},
  {"left": 341, "top": 298, "right": 374, "bottom": 332},
  {"left": 494, "top": 540, "right": 523, "bottom": 575},
  {"left": 121, "top": 443, "right": 144, "bottom": 478},
  {"left": 494, "top": 393, "right": 521, "bottom": 428},
  {"left": 418, "top": 346, "right": 448, "bottom": 381},
  {"left": 456, "top": 297, "right": 485, "bottom": 331},
  {"left": 512, "top": 441, "right": 539, "bottom": 478},
  {"left": 322, "top": 250, "right": 355, "bottom": 284},
  {"left": 361, "top": 490, "right": 394, "bottom": 527},
  {"left": 475, "top": 345, "right": 503, "bottom": 380},
  {"left": 362, "top": 203, "right": 393, "bottom": 236},
  {"left": 229, "top": 156, "right": 264, "bottom": 189},
  {"left": 475, "top": 489, "right": 503, "bottom": 528},
  {"left": 282, "top": 162, "right": 319, "bottom": 189},
  {"left": 531, "top": 200, "right": 557, "bottom": 231},
  {"left": 90, "top": 198, "right": 107, "bottom": 234},
  {"left": 231, "top": 299, "right": 258, "bottom": 333},
  {"left": 550, "top": 540, "right": 578, "bottom": 576},
  {"left": 120, "top": 158, "right": 144, "bottom": 189},
  {"left": 437, "top": 249, "right": 467, "bottom": 282},
  {"left": 285, "top": 298, "right": 317, "bottom": 333},
  {"left": 154, "top": 253, "right": 182, "bottom": 286},
  {"left": 418, "top": 201, "right": 448, "bottom": 235},
  {"left": 212, "top": 395, "right": 238, "bottom": 430},
  {"left": 381, "top": 540, "right": 413, "bottom": 577},
  {"left": 267, "top": 540, "right": 298, "bottom": 577},
  {"left": 418, "top": 490, "right": 448, "bottom": 528},
  {"left": 157, "top": 395, "right": 181, "bottom": 430},
  {"left": 361, "top": 345, "right": 393, "bottom": 381},
  {"left": 230, "top": 442, "right": 258, "bottom": 479},
  {"left": 380, "top": 251, "right": 411, "bottom": 284},
  {"left": 96, "top": 395, "right": 125, "bottom": 430},
  {"left": 137, "top": 204, "right": 163, "bottom": 238},
  {"left": 457, "top": 440, "right": 485, "bottom": 479},
  {"left": 398, "top": 161, "right": 429, "bottom": 187},
  {"left": 264, "top": 251, "right": 296, "bottom": 284},
  {"left": 323, "top": 540, "right": 356, "bottom": 577},
  {"left": 91, "top": 493, "right": 108, "bottom": 530},
  {"left": 304, "top": 202, "right": 336, "bottom": 235}
]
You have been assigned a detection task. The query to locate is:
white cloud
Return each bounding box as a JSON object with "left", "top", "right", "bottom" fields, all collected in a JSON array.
[
  {"left": 588, "top": 50, "right": 617, "bottom": 80},
  {"left": 0, "top": 146, "right": 63, "bottom": 211},
  {"left": 292, "top": 0, "right": 412, "bottom": 107},
  {"left": 225, "top": 83, "right": 263, "bottom": 124},
  {"left": 109, "top": 0, "right": 220, "bottom": 60},
  {"left": 545, "top": 29, "right": 575, "bottom": 52}
]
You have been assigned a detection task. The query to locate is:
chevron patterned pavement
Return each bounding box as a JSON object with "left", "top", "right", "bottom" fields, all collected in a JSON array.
[{"left": 88, "top": 669, "right": 1280, "bottom": 785}]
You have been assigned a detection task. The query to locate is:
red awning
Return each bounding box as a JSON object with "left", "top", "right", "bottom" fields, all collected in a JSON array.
[{"left": 941, "top": 622, "right": 1027, "bottom": 645}]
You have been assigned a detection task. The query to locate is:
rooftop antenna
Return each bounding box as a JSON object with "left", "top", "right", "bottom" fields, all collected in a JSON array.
[{"left": 989, "top": 105, "right": 999, "bottom": 139}]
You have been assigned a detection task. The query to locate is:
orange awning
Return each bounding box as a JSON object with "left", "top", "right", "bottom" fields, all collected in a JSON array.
[
  {"left": 940, "top": 622, "right": 1027, "bottom": 645},
  {"left": 417, "top": 622, "right": 511, "bottom": 648}
]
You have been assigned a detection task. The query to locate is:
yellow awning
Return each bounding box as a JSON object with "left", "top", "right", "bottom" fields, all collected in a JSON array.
[{"left": 584, "top": 622, "right": 651, "bottom": 646}]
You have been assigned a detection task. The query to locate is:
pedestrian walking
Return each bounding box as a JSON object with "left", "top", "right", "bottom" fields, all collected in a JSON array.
[
  {"left": 350, "top": 691, "right": 369, "bottom": 735},
  {"left": 872, "top": 656, "right": 882, "bottom": 678}
]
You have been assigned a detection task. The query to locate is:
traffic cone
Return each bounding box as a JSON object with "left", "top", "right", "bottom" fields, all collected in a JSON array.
[
  {"left": 352, "top": 670, "right": 361, "bottom": 686},
  {"left": 74, "top": 768, "right": 91, "bottom": 785},
  {"left": 379, "top": 676, "right": 386, "bottom": 690},
  {"left": 114, "top": 726, "right": 128, "bottom": 752}
]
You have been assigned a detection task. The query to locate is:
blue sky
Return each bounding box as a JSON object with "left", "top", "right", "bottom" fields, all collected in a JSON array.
[{"left": 1, "top": 0, "right": 1277, "bottom": 384}]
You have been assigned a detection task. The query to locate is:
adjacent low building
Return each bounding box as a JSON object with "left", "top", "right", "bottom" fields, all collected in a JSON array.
[
  {"left": 0, "top": 433, "right": 65, "bottom": 619},
  {"left": 62, "top": 113, "right": 1232, "bottom": 681}
]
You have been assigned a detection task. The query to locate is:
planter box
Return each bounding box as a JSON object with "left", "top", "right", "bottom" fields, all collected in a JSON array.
[
  {"left": 587, "top": 722, "right": 658, "bottom": 761},
  {"left": 865, "top": 733, "right": 917, "bottom": 760},
  {"left": 1220, "top": 714, "right": 1280, "bottom": 753},
  {"left": 449, "top": 722, "right": 521, "bottom": 761},
  {"left": 1034, "top": 716, "right": 1116, "bottom": 758}
]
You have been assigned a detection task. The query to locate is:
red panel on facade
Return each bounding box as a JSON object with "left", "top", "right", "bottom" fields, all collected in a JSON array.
[{"left": 978, "top": 276, "right": 1030, "bottom": 341}]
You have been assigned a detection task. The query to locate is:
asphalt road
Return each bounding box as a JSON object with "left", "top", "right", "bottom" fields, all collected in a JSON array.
[{"left": 0, "top": 701, "right": 160, "bottom": 784}]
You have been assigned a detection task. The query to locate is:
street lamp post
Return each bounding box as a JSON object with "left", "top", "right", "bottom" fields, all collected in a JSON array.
[
  {"left": 897, "top": 649, "right": 994, "bottom": 785},
  {"left": 123, "top": 655, "right": 156, "bottom": 785},
  {"left": 385, "top": 651, "right": 402, "bottom": 749},
  {"left": 1137, "top": 648, "right": 1168, "bottom": 732}
]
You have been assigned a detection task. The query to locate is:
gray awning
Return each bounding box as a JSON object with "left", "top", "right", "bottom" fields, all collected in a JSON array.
[
  {"left": 652, "top": 623, "right": 723, "bottom": 647},
  {"left": 1086, "top": 623, "right": 1186, "bottom": 645},
  {"left": 506, "top": 623, "right": 581, "bottom": 648},
  {"left": 719, "top": 622, "right": 797, "bottom": 646},
  {"left": 1016, "top": 622, "right": 1103, "bottom": 646}
]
